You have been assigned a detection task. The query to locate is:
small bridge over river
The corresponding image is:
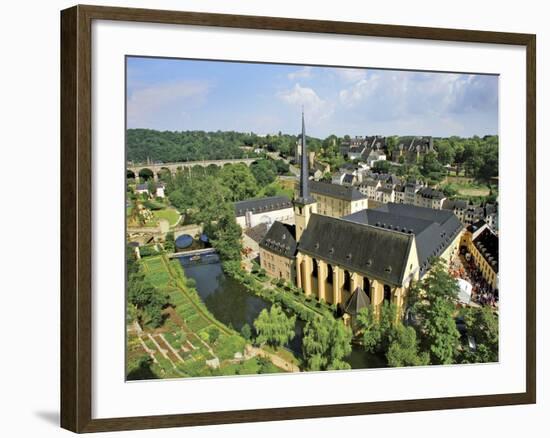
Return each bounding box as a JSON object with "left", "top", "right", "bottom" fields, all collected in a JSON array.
[
  {"left": 168, "top": 248, "right": 220, "bottom": 266},
  {"left": 127, "top": 158, "right": 257, "bottom": 181}
]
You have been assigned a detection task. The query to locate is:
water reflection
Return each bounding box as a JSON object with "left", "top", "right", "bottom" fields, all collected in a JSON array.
[{"left": 179, "top": 259, "right": 385, "bottom": 369}]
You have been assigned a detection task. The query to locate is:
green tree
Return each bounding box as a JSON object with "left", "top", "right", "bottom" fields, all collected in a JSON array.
[
  {"left": 357, "top": 303, "right": 399, "bottom": 352},
  {"left": 250, "top": 159, "right": 277, "bottom": 186},
  {"left": 460, "top": 306, "right": 499, "bottom": 363},
  {"left": 373, "top": 160, "right": 391, "bottom": 173},
  {"left": 421, "top": 151, "right": 446, "bottom": 183},
  {"left": 204, "top": 206, "right": 243, "bottom": 261},
  {"left": 253, "top": 304, "right": 296, "bottom": 348},
  {"left": 302, "top": 317, "right": 352, "bottom": 371},
  {"left": 434, "top": 139, "right": 456, "bottom": 166},
  {"left": 127, "top": 271, "right": 168, "bottom": 328},
  {"left": 386, "top": 325, "right": 429, "bottom": 367},
  {"left": 357, "top": 306, "right": 382, "bottom": 352},
  {"left": 219, "top": 163, "right": 259, "bottom": 201},
  {"left": 164, "top": 231, "right": 175, "bottom": 253},
  {"left": 207, "top": 327, "right": 221, "bottom": 344},
  {"left": 410, "top": 259, "right": 461, "bottom": 364},
  {"left": 240, "top": 323, "right": 252, "bottom": 341},
  {"left": 386, "top": 135, "right": 398, "bottom": 158},
  {"left": 264, "top": 185, "right": 277, "bottom": 197}
]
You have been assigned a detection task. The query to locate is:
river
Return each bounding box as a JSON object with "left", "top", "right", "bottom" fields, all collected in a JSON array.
[{"left": 178, "top": 257, "right": 385, "bottom": 369}]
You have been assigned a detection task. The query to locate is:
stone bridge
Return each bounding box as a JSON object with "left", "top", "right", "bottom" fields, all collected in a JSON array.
[{"left": 127, "top": 158, "right": 257, "bottom": 181}]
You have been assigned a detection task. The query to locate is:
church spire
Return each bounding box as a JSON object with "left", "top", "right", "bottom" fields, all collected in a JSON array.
[
  {"left": 293, "top": 109, "right": 317, "bottom": 241},
  {"left": 299, "top": 109, "right": 310, "bottom": 200}
]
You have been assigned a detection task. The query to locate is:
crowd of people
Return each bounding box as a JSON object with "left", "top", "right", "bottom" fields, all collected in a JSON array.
[{"left": 449, "top": 252, "right": 499, "bottom": 308}]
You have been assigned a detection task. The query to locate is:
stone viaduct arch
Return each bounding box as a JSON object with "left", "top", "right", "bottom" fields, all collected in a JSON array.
[{"left": 127, "top": 158, "right": 257, "bottom": 182}]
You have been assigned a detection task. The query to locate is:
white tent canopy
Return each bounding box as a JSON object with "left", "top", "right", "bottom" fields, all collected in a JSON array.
[{"left": 457, "top": 278, "right": 473, "bottom": 304}]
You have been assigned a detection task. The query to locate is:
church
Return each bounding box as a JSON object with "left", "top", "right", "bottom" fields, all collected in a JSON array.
[{"left": 259, "top": 112, "right": 464, "bottom": 321}]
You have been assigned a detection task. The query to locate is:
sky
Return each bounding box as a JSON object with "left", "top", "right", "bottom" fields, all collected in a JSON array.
[{"left": 126, "top": 56, "right": 498, "bottom": 138}]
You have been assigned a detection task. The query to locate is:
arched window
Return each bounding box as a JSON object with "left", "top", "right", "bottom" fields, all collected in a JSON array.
[
  {"left": 311, "top": 259, "right": 318, "bottom": 278},
  {"left": 383, "top": 285, "right": 392, "bottom": 303},
  {"left": 363, "top": 277, "right": 371, "bottom": 300},
  {"left": 326, "top": 264, "right": 333, "bottom": 284},
  {"left": 343, "top": 270, "right": 351, "bottom": 292}
]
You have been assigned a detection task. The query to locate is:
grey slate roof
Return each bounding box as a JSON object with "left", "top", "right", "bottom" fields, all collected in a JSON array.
[
  {"left": 259, "top": 222, "right": 297, "bottom": 258},
  {"left": 298, "top": 214, "right": 414, "bottom": 286},
  {"left": 343, "top": 174, "right": 355, "bottom": 184},
  {"left": 473, "top": 227, "right": 499, "bottom": 273},
  {"left": 362, "top": 179, "right": 380, "bottom": 187},
  {"left": 244, "top": 222, "right": 270, "bottom": 244},
  {"left": 344, "top": 286, "right": 371, "bottom": 316},
  {"left": 343, "top": 203, "right": 463, "bottom": 277},
  {"left": 235, "top": 196, "right": 292, "bottom": 217},
  {"left": 443, "top": 199, "right": 468, "bottom": 210},
  {"left": 417, "top": 187, "right": 446, "bottom": 200},
  {"left": 309, "top": 180, "right": 366, "bottom": 201},
  {"left": 378, "top": 187, "right": 394, "bottom": 195}
]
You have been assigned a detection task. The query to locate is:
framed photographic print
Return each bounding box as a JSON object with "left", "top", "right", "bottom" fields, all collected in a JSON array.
[{"left": 60, "top": 4, "right": 536, "bottom": 433}]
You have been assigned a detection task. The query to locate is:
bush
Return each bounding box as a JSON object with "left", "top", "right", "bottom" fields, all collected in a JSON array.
[
  {"left": 139, "top": 245, "right": 158, "bottom": 257},
  {"left": 207, "top": 326, "right": 221, "bottom": 344},
  {"left": 144, "top": 199, "right": 165, "bottom": 211}
]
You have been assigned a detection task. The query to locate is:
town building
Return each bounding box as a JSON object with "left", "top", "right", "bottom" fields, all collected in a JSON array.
[
  {"left": 134, "top": 181, "right": 166, "bottom": 198},
  {"left": 404, "top": 181, "right": 423, "bottom": 204},
  {"left": 415, "top": 187, "right": 447, "bottom": 210},
  {"left": 461, "top": 220, "right": 499, "bottom": 291},
  {"left": 155, "top": 182, "right": 166, "bottom": 198},
  {"left": 242, "top": 222, "right": 270, "bottom": 255},
  {"left": 306, "top": 180, "right": 368, "bottom": 218},
  {"left": 391, "top": 136, "right": 434, "bottom": 163},
  {"left": 340, "top": 135, "right": 386, "bottom": 162},
  {"left": 365, "top": 149, "right": 387, "bottom": 168},
  {"left": 394, "top": 184, "right": 405, "bottom": 203},
  {"left": 377, "top": 186, "right": 395, "bottom": 204},
  {"left": 442, "top": 199, "right": 468, "bottom": 223},
  {"left": 234, "top": 195, "right": 294, "bottom": 229},
  {"left": 358, "top": 179, "right": 381, "bottom": 199},
  {"left": 135, "top": 183, "right": 149, "bottom": 195},
  {"left": 259, "top": 222, "right": 297, "bottom": 282}
]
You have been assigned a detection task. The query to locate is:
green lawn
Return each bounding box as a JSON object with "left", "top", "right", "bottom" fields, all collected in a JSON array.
[{"left": 153, "top": 208, "right": 181, "bottom": 226}]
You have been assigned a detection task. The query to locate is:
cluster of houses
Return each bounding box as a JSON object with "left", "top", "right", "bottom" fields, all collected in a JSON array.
[
  {"left": 339, "top": 135, "right": 434, "bottom": 164},
  {"left": 134, "top": 181, "right": 166, "bottom": 198},
  {"left": 330, "top": 165, "right": 498, "bottom": 232}
]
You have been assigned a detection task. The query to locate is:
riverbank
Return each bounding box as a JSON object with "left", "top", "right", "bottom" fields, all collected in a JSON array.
[
  {"left": 221, "top": 260, "right": 388, "bottom": 370},
  {"left": 127, "top": 254, "right": 297, "bottom": 379},
  {"left": 222, "top": 260, "right": 335, "bottom": 323}
]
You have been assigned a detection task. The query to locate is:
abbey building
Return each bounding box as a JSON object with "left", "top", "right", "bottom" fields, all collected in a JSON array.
[{"left": 259, "top": 112, "right": 464, "bottom": 320}]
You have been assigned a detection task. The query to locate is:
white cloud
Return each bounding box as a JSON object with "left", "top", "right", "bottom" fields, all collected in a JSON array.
[
  {"left": 127, "top": 80, "right": 211, "bottom": 128},
  {"left": 339, "top": 74, "right": 382, "bottom": 107},
  {"left": 278, "top": 83, "right": 334, "bottom": 123},
  {"left": 338, "top": 70, "right": 497, "bottom": 121},
  {"left": 287, "top": 67, "right": 313, "bottom": 80},
  {"left": 335, "top": 68, "right": 367, "bottom": 83}
]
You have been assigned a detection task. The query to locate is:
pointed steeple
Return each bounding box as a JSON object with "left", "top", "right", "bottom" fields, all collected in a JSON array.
[
  {"left": 297, "top": 109, "right": 314, "bottom": 203},
  {"left": 293, "top": 109, "right": 317, "bottom": 241}
]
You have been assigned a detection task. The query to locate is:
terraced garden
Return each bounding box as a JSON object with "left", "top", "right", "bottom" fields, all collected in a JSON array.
[{"left": 126, "top": 255, "right": 287, "bottom": 379}]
